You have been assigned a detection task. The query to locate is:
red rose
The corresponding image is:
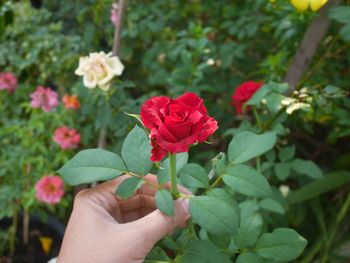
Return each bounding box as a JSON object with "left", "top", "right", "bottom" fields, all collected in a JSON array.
[
  {"left": 231, "top": 81, "right": 263, "bottom": 114},
  {"left": 141, "top": 92, "right": 218, "bottom": 162}
]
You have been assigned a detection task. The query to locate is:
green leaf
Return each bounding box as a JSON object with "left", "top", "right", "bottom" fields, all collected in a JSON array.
[
  {"left": 329, "top": 6, "right": 350, "bottom": 23},
  {"left": 115, "top": 177, "right": 144, "bottom": 200},
  {"left": 122, "top": 125, "right": 153, "bottom": 175},
  {"left": 223, "top": 165, "right": 273, "bottom": 198},
  {"left": 265, "top": 93, "right": 285, "bottom": 113},
  {"left": 278, "top": 146, "right": 295, "bottom": 162},
  {"left": 255, "top": 228, "right": 307, "bottom": 261},
  {"left": 157, "top": 153, "right": 188, "bottom": 184},
  {"left": 245, "top": 82, "right": 289, "bottom": 107},
  {"left": 274, "top": 162, "right": 291, "bottom": 181},
  {"left": 259, "top": 198, "right": 284, "bottom": 215},
  {"left": 189, "top": 196, "right": 239, "bottom": 235},
  {"left": 179, "top": 163, "right": 209, "bottom": 190},
  {"left": 228, "top": 132, "right": 277, "bottom": 164},
  {"left": 179, "top": 240, "right": 231, "bottom": 263},
  {"left": 287, "top": 171, "right": 350, "bottom": 204},
  {"left": 155, "top": 190, "right": 174, "bottom": 216},
  {"left": 236, "top": 253, "right": 264, "bottom": 263},
  {"left": 340, "top": 23, "right": 350, "bottom": 42},
  {"left": 292, "top": 159, "right": 323, "bottom": 179},
  {"left": 245, "top": 84, "right": 272, "bottom": 106},
  {"left": 146, "top": 246, "right": 171, "bottom": 261},
  {"left": 207, "top": 188, "right": 239, "bottom": 209},
  {"left": 234, "top": 200, "right": 263, "bottom": 248},
  {"left": 212, "top": 152, "right": 226, "bottom": 176},
  {"left": 58, "top": 149, "right": 126, "bottom": 186}
]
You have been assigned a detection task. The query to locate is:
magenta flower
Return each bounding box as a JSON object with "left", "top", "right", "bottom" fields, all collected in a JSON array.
[
  {"left": 53, "top": 126, "right": 81, "bottom": 150},
  {"left": 0, "top": 72, "right": 18, "bottom": 93},
  {"left": 30, "top": 86, "right": 59, "bottom": 112},
  {"left": 35, "top": 175, "right": 64, "bottom": 204}
]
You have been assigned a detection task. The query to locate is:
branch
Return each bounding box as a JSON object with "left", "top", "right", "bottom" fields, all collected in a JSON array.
[
  {"left": 284, "top": 0, "right": 342, "bottom": 94},
  {"left": 97, "top": 0, "right": 126, "bottom": 149}
]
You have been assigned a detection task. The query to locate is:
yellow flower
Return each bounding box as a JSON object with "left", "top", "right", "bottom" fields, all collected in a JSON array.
[{"left": 291, "top": 0, "right": 328, "bottom": 12}]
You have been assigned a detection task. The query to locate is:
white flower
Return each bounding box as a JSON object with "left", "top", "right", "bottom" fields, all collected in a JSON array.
[
  {"left": 300, "top": 87, "right": 308, "bottom": 93},
  {"left": 281, "top": 97, "right": 296, "bottom": 106},
  {"left": 279, "top": 185, "right": 290, "bottom": 197},
  {"left": 286, "top": 102, "right": 310, "bottom": 115},
  {"left": 207, "top": 58, "right": 215, "bottom": 66},
  {"left": 75, "top": 51, "right": 124, "bottom": 91},
  {"left": 204, "top": 49, "right": 211, "bottom": 54}
]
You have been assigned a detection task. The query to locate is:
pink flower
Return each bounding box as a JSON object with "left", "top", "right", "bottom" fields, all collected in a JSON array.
[
  {"left": 110, "top": 4, "right": 118, "bottom": 26},
  {"left": 0, "top": 72, "right": 18, "bottom": 93},
  {"left": 35, "top": 175, "right": 64, "bottom": 204},
  {"left": 53, "top": 126, "right": 81, "bottom": 150},
  {"left": 30, "top": 86, "right": 59, "bottom": 112}
]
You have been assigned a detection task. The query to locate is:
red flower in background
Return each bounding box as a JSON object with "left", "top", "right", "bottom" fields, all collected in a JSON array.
[
  {"left": 62, "top": 94, "right": 80, "bottom": 110},
  {"left": 141, "top": 92, "right": 218, "bottom": 162},
  {"left": 53, "top": 126, "right": 81, "bottom": 150},
  {"left": 231, "top": 81, "right": 263, "bottom": 114},
  {"left": 35, "top": 175, "right": 64, "bottom": 204},
  {"left": 0, "top": 72, "right": 18, "bottom": 93}
]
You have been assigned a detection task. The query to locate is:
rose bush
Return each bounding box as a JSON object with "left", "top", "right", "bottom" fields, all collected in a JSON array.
[{"left": 1, "top": 0, "right": 350, "bottom": 262}]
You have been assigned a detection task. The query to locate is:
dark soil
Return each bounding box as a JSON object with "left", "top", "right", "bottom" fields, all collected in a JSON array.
[{"left": 0, "top": 214, "right": 64, "bottom": 263}]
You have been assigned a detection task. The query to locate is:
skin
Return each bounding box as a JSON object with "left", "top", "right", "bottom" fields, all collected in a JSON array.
[{"left": 57, "top": 174, "right": 191, "bottom": 263}]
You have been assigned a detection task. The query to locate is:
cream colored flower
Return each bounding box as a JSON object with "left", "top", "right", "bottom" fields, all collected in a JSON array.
[
  {"left": 291, "top": 0, "right": 328, "bottom": 12},
  {"left": 286, "top": 102, "right": 311, "bottom": 114},
  {"left": 75, "top": 51, "right": 124, "bottom": 91},
  {"left": 279, "top": 185, "right": 290, "bottom": 197}
]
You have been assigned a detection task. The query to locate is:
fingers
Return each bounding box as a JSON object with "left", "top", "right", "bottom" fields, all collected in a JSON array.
[
  {"left": 118, "top": 194, "right": 156, "bottom": 212},
  {"left": 139, "top": 174, "right": 192, "bottom": 196},
  {"left": 128, "top": 198, "right": 190, "bottom": 246}
]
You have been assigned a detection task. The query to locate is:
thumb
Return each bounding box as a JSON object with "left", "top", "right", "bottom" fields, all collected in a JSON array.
[{"left": 132, "top": 198, "right": 190, "bottom": 245}]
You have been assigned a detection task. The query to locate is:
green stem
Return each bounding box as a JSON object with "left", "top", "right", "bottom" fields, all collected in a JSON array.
[
  {"left": 263, "top": 107, "right": 286, "bottom": 132},
  {"left": 9, "top": 210, "right": 18, "bottom": 256},
  {"left": 205, "top": 173, "right": 223, "bottom": 194},
  {"left": 188, "top": 219, "right": 198, "bottom": 239},
  {"left": 169, "top": 154, "right": 179, "bottom": 198},
  {"left": 253, "top": 108, "right": 262, "bottom": 131},
  {"left": 320, "top": 192, "right": 350, "bottom": 263},
  {"left": 256, "top": 157, "right": 261, "bottom": 173}
]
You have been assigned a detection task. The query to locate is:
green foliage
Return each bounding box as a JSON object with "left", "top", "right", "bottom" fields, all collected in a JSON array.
[
  {"left": 255, "top": 228, "right": 307, "bottom": 261},
  {"left": 58, "top": 149, "right": 126, "bottom": 185},
  {"left": 228, "top": 131, "right": 277, "bottom": 164},
  {"left": 178, "top": 240, "right": 231, "bottom": 263},
  {"left": 155, "top": 190, "right": 174, "bottom": 216},
  {"left": 115, "top": 177, "right": 144, "bottom": 200},
  {"left": 329, "top": 6, "right": 350, "bottom": 41},
  {"left": 223, "top": 165, "right": 273, "bottom": 198},
  {"left": 121, "top": 125, "right": 153, "bottom": 175},
  {"left": 179, "top": 163, "right": 209, "bottom": 191},
  {"left": 2, "top": 0, "right": 350, "bottom": 261},
  {"left": 189, "top": 195, "right": 239, "bottom": 235}
]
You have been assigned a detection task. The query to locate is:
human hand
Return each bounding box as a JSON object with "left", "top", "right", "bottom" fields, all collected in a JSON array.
[{"left": 57, "top": 174, "right": 191, "bottom": 263}]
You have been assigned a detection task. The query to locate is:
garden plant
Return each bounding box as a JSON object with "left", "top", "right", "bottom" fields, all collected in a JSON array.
[{"left": 1, "top": 0, "right": 350, "bottom": 262}]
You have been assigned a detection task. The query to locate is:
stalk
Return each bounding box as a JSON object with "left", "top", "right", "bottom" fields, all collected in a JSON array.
[
  {"left": 9, "top": 211, "right": 18, "bottom": 256},
  {"left": 169, "top": 154, "right": 179, "bottom": 198}
]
